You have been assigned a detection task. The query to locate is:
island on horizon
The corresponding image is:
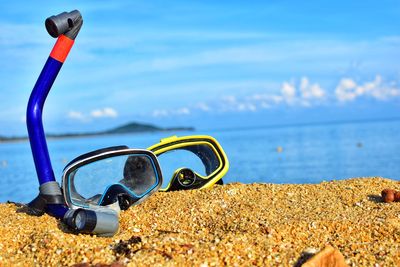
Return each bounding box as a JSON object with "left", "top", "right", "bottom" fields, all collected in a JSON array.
[{"left": 0, "top": 122, "right": 194, "bottom": 143}]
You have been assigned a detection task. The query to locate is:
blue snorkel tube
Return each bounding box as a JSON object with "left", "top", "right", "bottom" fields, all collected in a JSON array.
[{"left": 27, "top": 10, "right": 83, "bottom": 218}]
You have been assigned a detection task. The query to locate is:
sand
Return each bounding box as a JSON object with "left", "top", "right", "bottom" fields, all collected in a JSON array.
[{"left": 0, "top": 177, "right": 400, "bottom": 266}]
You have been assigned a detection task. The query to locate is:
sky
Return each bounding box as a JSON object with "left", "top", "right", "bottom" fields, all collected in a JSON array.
[{"left": 0, "top": 0, "right": 399, "bottom": 135}]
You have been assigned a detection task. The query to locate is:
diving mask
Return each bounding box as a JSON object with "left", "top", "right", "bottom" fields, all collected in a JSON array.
[
  {"left": 62, "top": 146, "right": 162, "bottom": 210},
  {"left": 148, "top": 135, "right": 229, "bottom": 191},
  {"left": 61, "top": 145, "right": 162, "bottom": 236}
]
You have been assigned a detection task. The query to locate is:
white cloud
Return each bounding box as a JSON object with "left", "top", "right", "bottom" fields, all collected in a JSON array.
[
  {"left": 281, "top": 82, "right": 296, "bottom": 101},
  {"left": 335, "top": 75, "right": 400, "bottom": 102},
  {"left": 364, "top": 76, "right": 400, "bottom": 100},
  {"left": 151, "top": 107, "right": 190, "bottom": 118},
  {"left": 67, "top": 111, "right": 86, "bottom": 121},
  {"left": 196, "top": 102, "right": 211, "bottom": 112},
  {"left": 176, "top": 107, "right": 191, "bottom": 115},
  {"left": 249, "top": 94, "right": 283, "bottom": 105},
  {"left": 279, "top": 77, "right": 326, "bottom": 106},
  {"left": 300, "top": 77, "right": 325, "bottom": 100},
  {"left": 148, "top": 75, "right": 398, "bottom": 118},
  {"left": 221, "top": 95, "right": 237, "bottom": 104},
  {"left": 238, "top": 103, "right": 257, "bottom": 112},
  {"left": 67, "top": 108, "right": 118, "bottom": 121},
  {"left": 152, "top": 109, "right": 169, "bottom": 118},
  {"left": 211, "top": 77, "right": 326, "bottom": 112},
  {"left": 90, "top": 107, "right": 118, "bottom": 118},
  {"left": 219, "top": 95, "right": 258, "bottom": 112},
  {"left": 335, "top": 78, "right": 358, "bottom": 102}
]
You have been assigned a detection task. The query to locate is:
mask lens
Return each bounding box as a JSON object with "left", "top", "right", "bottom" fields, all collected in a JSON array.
[
  {"left": 157, "top": 144, "right": 220, "bottom": 189},
  {"left": 67, "top": 153, "right": 159, "bottom": 208}
]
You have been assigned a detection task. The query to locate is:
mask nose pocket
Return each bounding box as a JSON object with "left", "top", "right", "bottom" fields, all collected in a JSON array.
[{"left": 98, "top": 184, "right": 139, "bottom": 208}]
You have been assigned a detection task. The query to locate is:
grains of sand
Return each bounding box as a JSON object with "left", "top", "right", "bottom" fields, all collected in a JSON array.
[{"left": 0, "top": 177, "right": 399, "bottom": 266}]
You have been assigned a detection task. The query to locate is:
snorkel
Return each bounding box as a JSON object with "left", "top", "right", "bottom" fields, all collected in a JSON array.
[
  {"left": 27, "top": 10, "right": 83, "bottom": 219},
  {"left": 26, "top": 11, "right": 163, "bottom": 237}
]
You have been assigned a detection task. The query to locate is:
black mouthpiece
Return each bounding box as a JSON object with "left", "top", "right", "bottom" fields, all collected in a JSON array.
[{"left": 45, "top": 10, "right": 83, "bottom": 40}]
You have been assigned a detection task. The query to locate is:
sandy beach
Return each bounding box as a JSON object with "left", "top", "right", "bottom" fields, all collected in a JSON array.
[{"left": 0, "top": 177, "right": 400, "bottom": 266}]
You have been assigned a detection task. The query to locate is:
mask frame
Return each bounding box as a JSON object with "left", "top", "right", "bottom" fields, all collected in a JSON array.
[
  {"left": 62, "top": 146, "right": 163, "bottom": 211},
  {"left": 148, "top": 135, "right": 229, "bottom": 191}
]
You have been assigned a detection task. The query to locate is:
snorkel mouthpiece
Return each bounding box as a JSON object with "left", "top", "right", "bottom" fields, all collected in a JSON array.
[{"left": 64, "top": 209, "right": 119, "bottom": 237}]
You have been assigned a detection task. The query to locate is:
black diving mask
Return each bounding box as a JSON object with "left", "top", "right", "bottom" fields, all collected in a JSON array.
[{"left": 62, "top": 146, "right": 162, "bottom": 211}]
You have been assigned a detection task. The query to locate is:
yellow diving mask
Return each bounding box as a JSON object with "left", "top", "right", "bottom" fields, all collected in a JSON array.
[{"left": 148, "top": 135, "right": 229, "bottom": 191}]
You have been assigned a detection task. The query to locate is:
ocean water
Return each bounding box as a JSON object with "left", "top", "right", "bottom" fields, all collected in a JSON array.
[{"left": 0, "top": 119, "right": 399, "bottom": 203}]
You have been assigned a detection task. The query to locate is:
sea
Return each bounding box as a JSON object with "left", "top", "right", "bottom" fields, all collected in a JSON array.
[{"left": 0, "top": 119, "right": 399, "bottom": 203}]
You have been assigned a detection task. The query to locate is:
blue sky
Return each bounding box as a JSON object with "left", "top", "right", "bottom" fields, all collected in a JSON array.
[{"left": 0, "top": 1, "right": 399, "bottom": 135}]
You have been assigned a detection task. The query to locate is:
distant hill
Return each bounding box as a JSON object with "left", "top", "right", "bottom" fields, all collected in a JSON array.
[
  {"left": 104, "top": 122, "right": 163, "bottom": 134},
  {"left": 104, "top": 122, "right": 194, "bottom": 134},
  {"left": 0, "top": 122, "right": 194, "bottom": 143},
  {"left": 0, "top": 135, "right": 26, "bottom": 142}
]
